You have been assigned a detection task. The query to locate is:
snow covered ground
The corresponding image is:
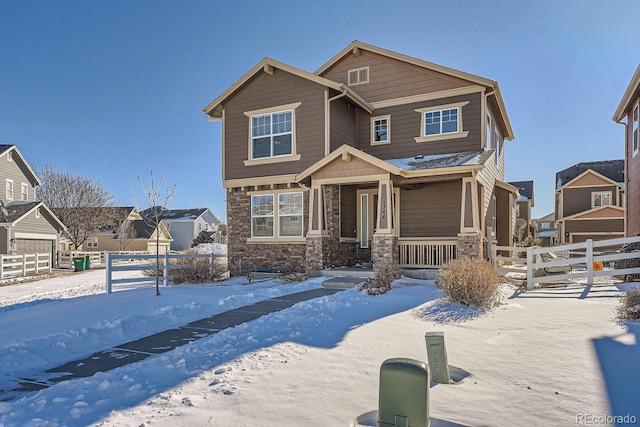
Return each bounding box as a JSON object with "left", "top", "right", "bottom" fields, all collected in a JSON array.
[{"left": 0, "top": 268, "right": 638, "bottom": 426}]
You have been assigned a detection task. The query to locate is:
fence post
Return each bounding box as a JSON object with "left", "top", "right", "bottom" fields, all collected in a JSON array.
[
  {"left": 586, "top": 239, "right": 594, "bottom": 286},
  {"left": 48, "top": 253, "right": 52, "bottom": 273},
  {"left": 0, "top": 255, "right": 3, "bottom": 280},
  {"left": 526, "top": 246, "right": 534, "bottom": 291},
  {"left": 210, "top": 253, "right": 215, "bottom": 276},
  {"left": 22, "top": 254, "right": 27, "bottom": 276},
  {"left": 164, "top": 252, "right": 169, "bottom": 286},
  {"left": 106, "top": 252, "right": 112, "bottom": 294}
]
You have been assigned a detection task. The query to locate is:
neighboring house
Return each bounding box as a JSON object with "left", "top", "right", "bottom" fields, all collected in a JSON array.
[
  {"left": 140, "top": 207, "right": 222, "bottom": 251},
  {"left": 613, "top": 65, "right": 640, "bottom": 237},
  {"left": 534, "top": 212, "right": 556, "bottom": 247},
  {"left": 555, "top": 160, "right": 625, "bottom": 244},
  {"left": 0, "top": 145, "right": 65, "bottom": 263},
  {"left": 203, "top": 41, "right": 515, "bottom": 273},
  {"left": 508, "top": 180, "right": 534, "bottom": 242},
  {"left": 78, "top": 207, "right": 173, "bottom": 254}
]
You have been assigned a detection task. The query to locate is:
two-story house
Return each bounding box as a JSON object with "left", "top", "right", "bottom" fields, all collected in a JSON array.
[
  {"left": 140, "top": 207, "right": 222, "bottom": 251},
  {"left": 534, "top": 212, "right": 556, "bottom": 247},
  {"left": 613, "top": 65, "right": 640, "bottom": 237},
  {"left": 0, "top": 145, "right": 65, "bottom": 263},
  {"left": 555, "top": 160, "right": 625, "bottom": 244},
  {"left": 204, "top": 41, "right": 515, "bottom": 274},
  {"left": 508, "top": 180, "right": 534, "bottom": 242}
]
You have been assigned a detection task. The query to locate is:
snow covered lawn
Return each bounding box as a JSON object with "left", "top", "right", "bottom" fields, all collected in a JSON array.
[{"left": 0, "top": 269, "right": 638, "bottom": 426}]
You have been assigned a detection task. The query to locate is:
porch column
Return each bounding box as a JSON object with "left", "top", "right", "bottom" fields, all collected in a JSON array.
[
  {"left": 372, "top": 177, "right": 399, "bottom": 269},
  {"left": 306, "top": 183, "right": 330, "bottom": 274},
  {"left": 458, "top": 177, "right": 482, "bottom": 258}
]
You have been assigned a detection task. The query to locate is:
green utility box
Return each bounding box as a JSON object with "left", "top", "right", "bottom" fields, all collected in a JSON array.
[
  {"left": 425, "top": 332, "right": 450, "bottom": 385},
  {"left": 377, "top": 358, "right": 430, "bottom": 427},
  {"left": 84, "top": 255, "right": 91, "bottom": 270},
  {"left": 73, "top": 256, "right": 86, "bottom": 272}
]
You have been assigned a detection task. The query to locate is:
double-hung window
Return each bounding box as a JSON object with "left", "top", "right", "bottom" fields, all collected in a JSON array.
[
  {"left": 5, "top": 179, "right": 13, "bottom": 200},
  {"left": 633, "top": 103, "right": 639, "bottom": 156},
  {"left": 251, "top": 110, "right": 293, "bottom": 159},
  {"left": 21, "top": 183, "right": 28, "bottom": 201},
  {"left": 415, "top": 101, "right": 469, "bottom": 143},
  {"left": 592, "top": 191, "right": 612, "bottom": 208},
  {"left": 251, "top": 192, "right": 304, "bottom": 238},
  {"left": 371, "top": 116, "right": 390, "bottom": 145}
]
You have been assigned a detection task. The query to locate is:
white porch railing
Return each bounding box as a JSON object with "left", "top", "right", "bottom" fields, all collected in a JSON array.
[
  {"left": 398, "top": 238, "right": 457, "bottom": 268},
  {"left": 492, "top": 235, "right": 640, "bottom": 290},
  {"left": 0, "top": 253, "right": 51, "bottom": 279}
]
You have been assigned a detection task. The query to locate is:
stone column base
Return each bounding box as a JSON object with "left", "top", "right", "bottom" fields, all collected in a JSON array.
[
  {"left": 306, "top": 235, "right": 331, "bottom": 275},
  {"left": 372, "top": 233, "right": 399, "bottom": 270},
  {"left": 457, "top": 233, "right": 482, "bottom": 259}
]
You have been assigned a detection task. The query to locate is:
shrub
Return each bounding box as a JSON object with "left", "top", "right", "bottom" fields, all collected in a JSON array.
[
  {"left": 359, "top": 259, "right": 400, "bottom": 296},
  {"left": 170, "top": 250, "right": 228, "bottom": 284},
  {"left": 617, "top": 287, "right": 640, "bottom": 322},
  {"left": 435, "top": 257, "right": 501, "bottom": 308},
  {"left": 279, "top": 255, "right": 308, "bottom": 284}
]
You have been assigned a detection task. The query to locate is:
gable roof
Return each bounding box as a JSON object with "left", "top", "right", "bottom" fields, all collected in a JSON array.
[
  {"left": 0, "top": 200, "right": 66, "bottom": 230},
  {"left": 557, "top": 204, "right": 625, "bottom": 222},
  {"left": 508, "top": 180, "right": 534, "bottom": 204},
  {"left": 556, "top": 160, "right": 624, "bottom": 189},
  {"left": 202, "top": 57, "right": 373, "bottom": 118},
  {"left": 141, "top": 207, "right": 222, "bottom": 224},
  {"left": 613, "top": 64, "right": 640, "bottom": 122},
  {"left": 0, "top": 144, "right": 42, "bottom": 186},
  {"left": 314, "top": 40, "right": 514, "bottom": 140}
]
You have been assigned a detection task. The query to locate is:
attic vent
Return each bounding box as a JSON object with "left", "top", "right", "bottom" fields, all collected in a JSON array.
[{"left": 348, "top": 66, "right": 369, "bottom": 86}]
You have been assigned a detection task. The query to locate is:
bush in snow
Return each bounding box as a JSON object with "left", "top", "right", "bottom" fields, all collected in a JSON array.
[
  {"left": 617, "top": 286, "right": 640, "bottom": 322},
  {"left": 359, "top": 259, "right": 400, "bottom": 296},
  {"left": 191, "top": 230, "right": 215, "bottom": 247},
  {"left": 279, "top": 255, "right": 308, "bottom": 283},
  {"left": 435, "top": 257, "right": 501, "bottom": 308},
  {"left": 170, "top": 249, "right": 227, "bottom": 284}
]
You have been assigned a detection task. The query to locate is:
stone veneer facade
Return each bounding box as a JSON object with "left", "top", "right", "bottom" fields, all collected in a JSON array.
[
  {"left": 456, "top": 232, "right": 482, "bottom": 259},
  {"left": 371, "top": 233, "right": 399, "bottom": 268}
]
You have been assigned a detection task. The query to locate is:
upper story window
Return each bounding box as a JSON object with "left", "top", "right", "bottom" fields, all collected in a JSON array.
[
  {"left": 5, "top": 179, "right": 13, "bottom": 200},
  {"left": 633, "top": 102, "right": 639, "bottom": 157},
  {"left": 540, "top": 222, "right": 551, "bottom": 229},
  {"left": 415, "top": 101, "right": 469, "bottom": 143},
  {"left": 515, "top": 203, "right": 520, "bottom": 217},
  {"left": 243, "top": 102, "right": 301, "bottom": 166},
  {"left": 371, "top": 116, "right": 390, "bottom": 145},
  {"left": 6, "top": 151, "right": 12, "bottom": 161},
  {"left": 592, "top": 191, "right": 612, "bottom": 208},
  {"left": 35, "top": 207, "right": 41, "bottom": 218},
  {"left": 348, "top": 66, "right": 369, "bottom": 86},
  {"left": 21, "top": 183, "right": 28, "bottom": 201}
]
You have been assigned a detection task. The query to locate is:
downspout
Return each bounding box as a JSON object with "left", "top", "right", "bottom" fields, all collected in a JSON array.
[{"left": 614, "top": 117, "right": 628, "bottom": 236}]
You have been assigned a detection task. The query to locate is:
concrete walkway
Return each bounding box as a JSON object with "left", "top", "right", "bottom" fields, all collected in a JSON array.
[{"left": 0, "top": 287, "right": 342, "bottom": 401}]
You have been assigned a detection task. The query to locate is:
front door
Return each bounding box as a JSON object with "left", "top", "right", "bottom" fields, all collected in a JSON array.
[{"left": 357, "top": 188, "right": 399, "bottom": 249}]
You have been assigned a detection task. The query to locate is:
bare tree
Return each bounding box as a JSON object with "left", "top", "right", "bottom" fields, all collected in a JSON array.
[
  {"left": 37, "top": 165, "right": 117, "bottom": 249},
  {"left": 136, "top": 171, "right": 176, "bottom": 296},
  {"left": 117, "top": 219, "right": 137, "bottom": 251}
]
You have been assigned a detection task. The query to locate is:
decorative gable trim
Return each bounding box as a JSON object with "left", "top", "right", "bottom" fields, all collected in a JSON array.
[
  {"left": 558, "top": 205, "right": 625, "bottom": 222},
  {"left": 370, "top": 86, "right": 484, "bottom": 109},
  {"left": 558, "top": 169, "right": 623, "bottom": 190}
]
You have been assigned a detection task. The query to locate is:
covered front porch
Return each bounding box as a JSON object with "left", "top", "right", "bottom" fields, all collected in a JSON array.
[{"left": 295, "top": 145, "right": 511, "bottom": 274}]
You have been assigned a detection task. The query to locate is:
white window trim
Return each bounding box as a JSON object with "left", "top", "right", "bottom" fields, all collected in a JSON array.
[
  {"left": 633, "top": 101, "right": 639, "bottom": 157},
  {"left": 35, "top": 207, "right": 41, "bottom": 218},
  {"left": 348, "top": 66, "right": 369, "bottom": 86},
  {"left": 7, "top": 151, "right": 12, "bottom": 161},
  {"left": 21, "top": 183, "right": 28, "bottom": 201},
  {"left": 5, "top": 179, "right": 13, "bottom": 200},
  {"left": 249, "top": 190, "right": 305, "bottom": 240},
  {"left": 414, "top": 101, "right": 469, "bottom": 143},
  {"left": 371, "top": 115, "right": 390, "bottom": 145},
  {"left": 243, "top": 102, "right": 301, "bottom": 165},
  {"left": 591, "top": 191, "right": 612, "bottom": 208}
]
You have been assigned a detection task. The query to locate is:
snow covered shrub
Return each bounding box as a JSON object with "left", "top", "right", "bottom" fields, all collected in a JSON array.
[
  {"left": 170, "top": 249, "right": 227, "bottom": 284},
  {"left": 359, "top": 259, "right": 400, "bottom": 296},
  {"left": 279, "top": 255, "right": 308, "bottom": 283},
  {"left": 435, "top": 257, "right": 501, "bottom": 308},
  {"left": 617, "top": 287, "right": 640, "bottom": 322},
  {"left": 191, "top": 230, "right": 215, "bottom": 247}
]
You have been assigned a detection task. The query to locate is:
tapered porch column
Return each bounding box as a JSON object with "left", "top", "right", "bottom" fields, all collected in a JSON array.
[
  {"left": 372, "top": 177, "right": 399, "bottom": 269},
  {"left": 458, "top": 177, "right": 482, "bottom": 258},
  {"left": 306, "top": 183, "right": 330, "bottom": 274}
]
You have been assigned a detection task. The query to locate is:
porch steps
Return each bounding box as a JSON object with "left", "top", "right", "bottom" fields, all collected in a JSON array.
[
  {"left": 321, "top": 276, "right": 367, "bottom": 289},
  {"left": 321, "top": 267, "right": 374, "bottom": 279}
]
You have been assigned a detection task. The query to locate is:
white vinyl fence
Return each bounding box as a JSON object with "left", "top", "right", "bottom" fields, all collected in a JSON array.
[
  {"left": 59, "top": 250, "right": 151, "bottom": 269},
  {"left": 491, "top": 235, "right": 640, "bottom": 290},
  {"left": 0, "top": 253, "right": 51, "bottom": 279},
  {"left": 105, "top": 252, "right": 228, "bottom": 294}
]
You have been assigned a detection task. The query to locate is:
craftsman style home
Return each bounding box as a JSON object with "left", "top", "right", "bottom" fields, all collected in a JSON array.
[
  {"left": 555, "top": 160, "right": 625, "bottom": 244},
  {"left": 204, "top": 41, "right": 515, "bottom": 274},
  {"left": 0, "top": 145, "right": 65, "bottom": 263},
  {"left": 613, "top": 65, "right": 640, "bottom": 237}
]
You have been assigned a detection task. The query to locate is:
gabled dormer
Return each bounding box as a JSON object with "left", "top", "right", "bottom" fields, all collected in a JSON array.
[{"left": 0, "top": 145, "right": 41, "bottom": 203}]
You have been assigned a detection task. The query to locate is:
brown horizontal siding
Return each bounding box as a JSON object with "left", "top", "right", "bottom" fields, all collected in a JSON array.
[
  {"left": 320, "top": 50, "right": 471, "bottom": 103},
  {"left": 314, "top": 157, "right": 385, "bottom": 181},
  {"left": 564, "top": 218, "right": 624, "bottom": 234},
  {"left": 562, "top": 186, "right": 620, "bottom": 217},
  {"left": 330, "top": 100, "right": 356, "bottom": 151},
  {"left": 224, "top": 71, "right": 327, "bottom": 181},
  {"left": 627, "top": 110, "right": 640, "bottom": 236},
  {"left": 399, "top": 180, "right": 461, "bottom": 237},
  {"left": 356, "top": 92, "right": 482, "bottom": 160},
  {"left": 340, "top": 186, "right": 357, "bottom": 238}
]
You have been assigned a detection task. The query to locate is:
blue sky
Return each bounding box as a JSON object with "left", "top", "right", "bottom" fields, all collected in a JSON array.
[{"left": 1, "top": 1, "right": 639, "bottom": 220}]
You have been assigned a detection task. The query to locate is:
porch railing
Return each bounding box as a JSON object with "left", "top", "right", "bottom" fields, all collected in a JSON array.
[{"left": 398, "top": 238, "right": 457, "bottom": 268}]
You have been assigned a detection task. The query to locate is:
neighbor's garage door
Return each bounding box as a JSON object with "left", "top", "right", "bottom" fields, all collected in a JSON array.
[{"left": 15, "top": 238, "right": 54, "bottom": 257}]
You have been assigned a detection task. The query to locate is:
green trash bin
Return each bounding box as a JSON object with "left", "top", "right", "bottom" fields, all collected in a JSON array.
[
  {"left": 84, "top": 255, "right": 91, "bottom": 270},
  {"left": 73, "top": 256, "right": 86, "bottom": 272}
]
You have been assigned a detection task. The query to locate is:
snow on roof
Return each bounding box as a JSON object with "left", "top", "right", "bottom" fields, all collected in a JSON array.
[{"left": 386, "top": 151, "right": 490, "bottom": 171}]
